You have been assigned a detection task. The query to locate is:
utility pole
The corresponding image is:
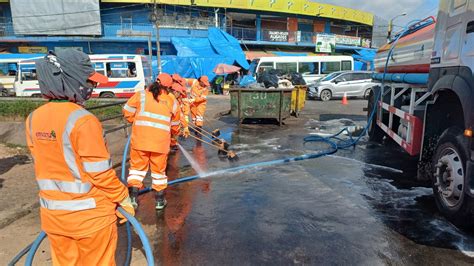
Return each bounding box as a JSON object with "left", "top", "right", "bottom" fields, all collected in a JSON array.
[
  {"left": 214, "top": 8, "right": 219, "bottom": 28},
  {"left": 387, "top": 12, "right": 407, "bottom": 42},
  {"left": 151, "top": 0, "right": 162, "bottom": 74}
]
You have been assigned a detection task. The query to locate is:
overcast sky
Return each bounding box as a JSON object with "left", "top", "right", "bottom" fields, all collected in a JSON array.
[{"left": 316, "top": 0, "right": 439, "bottom": 27}]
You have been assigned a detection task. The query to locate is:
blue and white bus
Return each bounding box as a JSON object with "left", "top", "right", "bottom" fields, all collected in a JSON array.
[{"left": 14, "top": 54, "right": 152, "bottom": 98}]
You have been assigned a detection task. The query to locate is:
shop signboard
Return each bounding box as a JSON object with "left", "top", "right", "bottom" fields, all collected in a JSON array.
[
  {"left": 18, "top": 46, "right": 48, "bottom": 54},
  {"left": 335, "top": 35, "right": 361, "bottom": 46},
  {"left": 315, "top": 33, "right": 335, "bottom": 53},
  {"left": 263, "top": 30, "right": 289, "bottom": 42}
]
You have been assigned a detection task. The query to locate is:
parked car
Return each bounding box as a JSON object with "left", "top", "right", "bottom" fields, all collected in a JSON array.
[{"left": 307, "top": 71, "right": 377, "bottom": 101}]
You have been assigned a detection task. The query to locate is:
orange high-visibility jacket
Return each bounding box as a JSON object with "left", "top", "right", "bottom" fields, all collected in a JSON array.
[
  {"left": 191, "top": 80, "right": 208, "bottom": 105},
  {"left": 25, "top": 102, "right": 128, "bottom": 237},
  {"left": 179, "top": 96, "right": 190, "bottom": 129},
  {"left": 123, "top": 89, "right": 180, "bottom": 154}
]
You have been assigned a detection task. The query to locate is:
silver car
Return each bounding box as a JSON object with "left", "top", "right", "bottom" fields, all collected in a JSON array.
[{"left": 308, "top": 71, "right": 377, "bottom": 101}]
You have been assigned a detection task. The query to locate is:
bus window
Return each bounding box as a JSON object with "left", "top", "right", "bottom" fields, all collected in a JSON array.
[
  {"left": 342, "top": 60, "right": 352, "bottom": 71},
  {"left": 257, "top": 61, "right": 274, "bottom": 74},
  {"left": 321, "top": 61, "right": 341, "bottom": 74},
  {"left": 275, "top": 62, "right": 297, "bottom": 74},
  {"left": 299, "top": 62, "right": 319, "bottom": 75},
  {"left": 0, "top": 63, "right": 17, "bottom": 77},
  {"left": 106, "top": 62, "right": 137, "bottom": 78},
  {"left": 20, "top": 64, "right": 37, "bottom": 81},
  {"left": 93, "top": 62, "right": 107, "bottom": 76}
]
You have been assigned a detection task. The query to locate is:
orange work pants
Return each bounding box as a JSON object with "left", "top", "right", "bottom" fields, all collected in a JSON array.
[
  {"left": 48, "top": 223, "right": 118, "bottom": 266},
  {"left": 127, "top": 148, "right": 168, "bottom": 192},
  {"left": 190, "top": 103, "right": 206, "bottom": 127}
]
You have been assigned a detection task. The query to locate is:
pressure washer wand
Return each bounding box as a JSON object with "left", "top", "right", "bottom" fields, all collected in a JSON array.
[{"left": 188, "top": 123, "right": 220, "bottom": 140}]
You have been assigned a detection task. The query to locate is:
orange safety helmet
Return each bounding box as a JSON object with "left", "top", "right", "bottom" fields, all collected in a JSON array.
[
  {"left": 198, "top": 76, "right": 210, "bottom": 87},
  {"left": 156, "top": 73, "right": 173, "bottom": 87}
]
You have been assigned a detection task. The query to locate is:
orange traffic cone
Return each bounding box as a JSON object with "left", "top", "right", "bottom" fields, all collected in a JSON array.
[{"left": 342, "top": 92, "right": 348, "bottom": 105}]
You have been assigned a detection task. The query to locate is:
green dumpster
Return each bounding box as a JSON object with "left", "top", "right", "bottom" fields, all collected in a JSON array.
[{"left": 229, "top": 87, "right": 293, "bottom": 126}]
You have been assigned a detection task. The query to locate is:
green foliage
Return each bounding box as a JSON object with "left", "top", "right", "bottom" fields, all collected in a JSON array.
[{"left": 0, "top": 100, "right": 124, "bottom": 121}]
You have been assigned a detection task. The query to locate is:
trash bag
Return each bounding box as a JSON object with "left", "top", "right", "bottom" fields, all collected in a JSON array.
[
  {"left": 262, "top": 72, "right": 279, "bottom": 88},
  {"left": 268, "top": 69, "right": 286, "bottom": 77},
  {"left": 239, "top": 75, "right": 257, "bottom": 87},
  {"left": 289, "top": 72, "right": 306, "bottom": 85}
]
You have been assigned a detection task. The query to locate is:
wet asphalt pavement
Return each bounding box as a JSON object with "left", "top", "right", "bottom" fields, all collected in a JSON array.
[{"left": 120, "top": 99, "right": 474, "bottom": 265}]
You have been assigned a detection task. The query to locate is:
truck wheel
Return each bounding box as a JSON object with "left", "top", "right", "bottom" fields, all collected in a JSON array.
[
  {"left": 100, "top": 92, "right": 115, "bottom": 98},
  {"left": 367, "top": 91, "right": 384, "bottom": 143},
  {"left": 432, "top": 127, "right": 474, "bottom": 228},
  {"left": 320, "top": 89, "right": 332, "bottom": 101}
]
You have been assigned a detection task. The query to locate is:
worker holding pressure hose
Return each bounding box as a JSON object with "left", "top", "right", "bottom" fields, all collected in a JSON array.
[{"left": 25, "top": 49, "right": 135, "bottom": 265}]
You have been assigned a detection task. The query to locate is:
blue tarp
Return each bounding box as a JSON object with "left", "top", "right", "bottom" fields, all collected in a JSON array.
[
  {"left": 208, "top": 27, "right": 250, "bottom": 69},
  {"left": 160, "top": 28, "right": 249, "bottom": 80},
  {"left": 352, "top": 48, "right": 377, "bottom": 71},
  {"left": 239, "top": 75, "right": 257, "bottom": 87},
  {"left": 171, "top": 37, "right": 219, "bottom": 57},
  {"left": 159, "top": 56, "right": 234, "bottom": 81}
]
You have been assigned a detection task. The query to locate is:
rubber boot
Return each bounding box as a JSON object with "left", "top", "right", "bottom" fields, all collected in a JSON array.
[
  {"left": 129, "top": 187, "right": 139, "bottom": 209},
  {"left": 155, "top": 190, "right": 167, "bottom": 210}
]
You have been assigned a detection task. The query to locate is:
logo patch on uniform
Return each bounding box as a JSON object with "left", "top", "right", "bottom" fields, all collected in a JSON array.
[{"left": 36, "top": 130, "right": 57, "bottom": 141}]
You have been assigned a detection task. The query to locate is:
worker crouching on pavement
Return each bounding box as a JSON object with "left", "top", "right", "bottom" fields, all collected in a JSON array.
[
  {"left": 123, "top": 73, "right": 180, "bottom": 210},
  {"left": 190, "top": 75, "right": 210, "bottom": 132},
  {"left": 170, "top": 74, "right": 191, "bottom": 150},
  {"left": 26, "top": 49, "right": 134, "bottom": 265}
]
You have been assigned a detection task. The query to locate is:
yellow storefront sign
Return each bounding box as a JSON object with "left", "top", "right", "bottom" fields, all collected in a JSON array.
[
  {"left": 101, "top": 0, "right": 374, "bottom": 26},
  {"left": 18, "top": 46, "right": 48, "bottom": 54}
]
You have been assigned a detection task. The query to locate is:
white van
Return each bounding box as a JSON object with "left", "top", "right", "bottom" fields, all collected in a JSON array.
[
  {"left": 249, "top": 55, "right": 354, "bottom": 84},
  {"left": 14, "top": 54, "right": 152, "bottom": 98},
  {"left": 0, "top": 54, "right": 44, "bottom": 96}
]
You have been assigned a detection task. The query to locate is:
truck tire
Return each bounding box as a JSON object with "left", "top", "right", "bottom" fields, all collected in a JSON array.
[
  {"left": 432, "top": 127, "right": 474, "bottom": 228},
  {"left": 367, "top": 91, "right": 384, "bottom": 143}
]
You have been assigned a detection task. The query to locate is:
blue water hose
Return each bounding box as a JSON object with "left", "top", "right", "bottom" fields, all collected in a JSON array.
[
  {"left": 120, "top": 134, "right": 133, "bottom": 266},
  {"left": 24, "top": 231, "right": 46, "bottom": 266},
  {"left": 19, "top": 208, "right": 153, "bottom": 266},
  {"left": 10, "top": 132, "right": 153, "bottom": 266}
]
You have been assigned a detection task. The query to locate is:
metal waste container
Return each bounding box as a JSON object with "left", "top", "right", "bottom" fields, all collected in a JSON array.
[
  {"left": 230, "top": 87, "right": 293, "bottom": 126},
  {"left": 291, "top": 85, "right": 307, "bottom": 117}
]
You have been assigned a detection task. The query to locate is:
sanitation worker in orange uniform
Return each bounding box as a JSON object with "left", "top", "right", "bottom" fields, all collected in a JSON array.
[
  {"left": 123, "top": 73, "right": 180, "bottom": 210},
  {"left": 26, "top": 49, "right": 134, "bottom": 266},
  {"left": 190, "top": 76, "right": 210, "bottom": 130},
  {"left": 170, "top": 74, "right": 191, "bottom": 150}
]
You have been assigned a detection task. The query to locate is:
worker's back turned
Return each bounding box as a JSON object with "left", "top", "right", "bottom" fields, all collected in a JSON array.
[{"left": 27, "top": 101, "right": 127, "bottom": 236}]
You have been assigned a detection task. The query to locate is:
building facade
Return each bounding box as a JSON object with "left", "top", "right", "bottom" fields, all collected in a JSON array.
[{"left": 0, "top": 0, "right": 374, "bottom": 57}]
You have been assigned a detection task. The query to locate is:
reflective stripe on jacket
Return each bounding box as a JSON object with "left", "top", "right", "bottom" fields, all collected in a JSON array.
[
  {"left": 26, "top": 102, "right": 128, "bottom": 237},
  {"left": 123, "top": 89, "right": 180, "bottom": 153}
]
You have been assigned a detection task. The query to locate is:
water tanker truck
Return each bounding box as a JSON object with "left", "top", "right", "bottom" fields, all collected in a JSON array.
[{"left": 368, "top": 0, "right": 474, "bottom": 227}]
